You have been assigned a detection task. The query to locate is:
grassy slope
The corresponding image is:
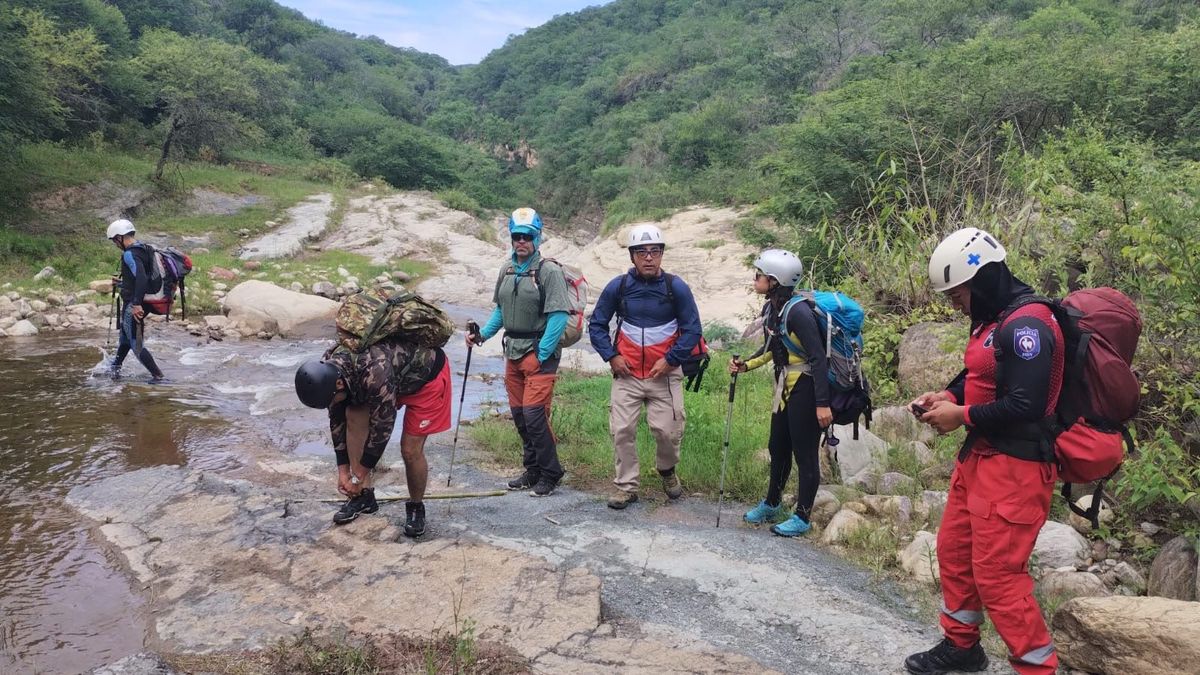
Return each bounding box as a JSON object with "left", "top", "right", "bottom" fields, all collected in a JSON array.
[{"left": 0, "top": 145, "right": 430, "bottom": 311}]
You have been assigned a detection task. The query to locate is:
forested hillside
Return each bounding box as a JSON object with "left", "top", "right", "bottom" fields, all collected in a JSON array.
[{"left": 1, "top": 0, "right": 1198, "bottom": 528}]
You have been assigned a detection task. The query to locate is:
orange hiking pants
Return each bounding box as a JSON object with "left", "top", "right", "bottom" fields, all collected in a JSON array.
[{"left": 505, "top": 352, "right": 563, "bottom": 482}]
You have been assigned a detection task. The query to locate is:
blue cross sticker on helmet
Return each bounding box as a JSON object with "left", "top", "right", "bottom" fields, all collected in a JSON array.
[{"left": 967, "top": 253, "right": 981, "bottom": 266}]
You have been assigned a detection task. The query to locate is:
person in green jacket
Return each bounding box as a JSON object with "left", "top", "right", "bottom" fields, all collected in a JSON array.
[{"left": 467, "top": 208, "right": 571, "bottom": 496}]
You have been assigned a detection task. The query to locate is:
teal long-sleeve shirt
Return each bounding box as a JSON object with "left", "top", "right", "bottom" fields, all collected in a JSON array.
[{"left": 479, "top": 305, "right": 568, "bottom": 362}]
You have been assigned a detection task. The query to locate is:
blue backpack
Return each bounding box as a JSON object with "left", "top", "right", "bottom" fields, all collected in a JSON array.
[{"left": 779, "top": 290, "right": 872, "bottom": 432}]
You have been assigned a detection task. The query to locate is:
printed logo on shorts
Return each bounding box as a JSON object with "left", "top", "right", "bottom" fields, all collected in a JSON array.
[
  {"left": 419, "top": 419, "right": 431, "bottom": 429},
  {"left": 1014, "top": 326, "right": 1040, "bottom": 361}
]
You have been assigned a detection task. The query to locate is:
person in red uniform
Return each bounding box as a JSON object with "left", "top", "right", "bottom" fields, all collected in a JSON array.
[{"left": 905, "top": 228, "right": 1064, "bottom": 675}]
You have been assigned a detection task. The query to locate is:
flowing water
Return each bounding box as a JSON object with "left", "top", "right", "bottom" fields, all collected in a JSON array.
[{"left": 0, "top": 308, "right": 504, "bottom": 673}]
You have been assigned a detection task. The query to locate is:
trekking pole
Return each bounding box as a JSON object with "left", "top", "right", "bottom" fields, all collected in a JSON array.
[
  {"left": 446, "top": 320, "right": 479, "bottom": 487},
  {"left": 106, "top": 286, "right": 117, "bottom": 350},
  {"left": 716, "top": 353, "right": 741, "bottom": 528}
]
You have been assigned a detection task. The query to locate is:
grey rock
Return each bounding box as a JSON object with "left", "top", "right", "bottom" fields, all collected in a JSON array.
[
  {"left": 898, "top": 531, "right": 939, "bottom": 585},
  {"left": 897, "top": 322, "right": 965, "bottom": 396},
  {"left": 33, "top": 265, "right": 56, "bottom": 281},
  {"left": 89, "top": 652, "right": 177, "bottom": 675},
  {"left": 830, "top": 425, "right": 887, "bottom": 482},
  {"left": 870, "top": 406, "right": 936, "bottom": 446},
  {"left": 821, "top": 508, "right": 869, "bottom": 545},
  {"left": 1053, "top": 596, "right": 1200, "bottom": 675},
  {"left": 845, "top": 468, "right": 880, "bottom": 493},
  {"left": 861, "top": 495, "right": 912, "bottom": 527},
  {"left": 878, "top": 472, "right": 917, "bottom": 496},
  {"left": 1111, "top": 561, "right": 1146, "bottom": 593},
  {"left": 810, "top": 489, "right": 840, "bottom": 526},
  {"left": 1041, "top": 570, "right": 1110, "bottom": 601},
  {"left": 1139, "top": 522, "right": 1161, "bottom": 536},
  {"left": 392, "top": 270, "right": 412, "bottom": 283},
  {"left": 1034, "top": 521, "right": 1090, "bottom": 570},
  {"left": 311, "top": 281, "right": 338, "bottom": 298},
  {"left": 1147, "top": 536, "right": 1197, "bottom": 601},
  {"left": 7, "top": 319, "right": 38, "bottom": 337}
]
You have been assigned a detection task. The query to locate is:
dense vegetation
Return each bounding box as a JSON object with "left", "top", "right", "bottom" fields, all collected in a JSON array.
[{"left": 1, "top": 0, "right": 1197, "bottom": 530}]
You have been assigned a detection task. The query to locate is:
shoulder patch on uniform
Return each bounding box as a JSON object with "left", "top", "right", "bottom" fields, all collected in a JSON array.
[
  {"left": 983, "top": 328, "right": 995, "bottom": 348},
  {"left": 1014, "top": 326, "right": 1040, "bottom": 361}
]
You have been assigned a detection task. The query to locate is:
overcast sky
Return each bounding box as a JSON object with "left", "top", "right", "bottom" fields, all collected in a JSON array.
[{"left": 278, "top": 0, "right": 611, "bottom": 65}]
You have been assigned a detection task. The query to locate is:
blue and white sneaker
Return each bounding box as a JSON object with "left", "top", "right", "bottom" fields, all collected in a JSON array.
[
  {"left": 744, "top": 500, "right": 785, "bottom": 524},
  {"left": 770, "top": 514, "right": 812, "bottom": 537}
]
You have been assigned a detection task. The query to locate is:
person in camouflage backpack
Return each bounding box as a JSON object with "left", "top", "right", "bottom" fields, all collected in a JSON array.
[{"left": 295, "top": 335, "right": 452, "bottom": 539}]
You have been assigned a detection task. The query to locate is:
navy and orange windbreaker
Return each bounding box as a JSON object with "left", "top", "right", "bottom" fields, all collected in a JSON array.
[{"left": 588, "top": 270, "right": 703, "bottom": 379}]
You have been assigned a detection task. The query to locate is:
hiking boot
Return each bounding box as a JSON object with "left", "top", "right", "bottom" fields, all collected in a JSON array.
[
  {"left": 607, "top": 490, "right": 638, "bottom": 510},
  {"left": 904, "top": 638, "right": 989, "bottom": 675},
  {"left": 770, "top": 514, "right": 812, "bottom": 537},
  {"left": 659, "top": 470, "right": 683, "bottom": 500},
  {"left": 332, "top": 488, "right": 378, "bottom": 525},
  {"left": 507, "top": 470, "right": 539, "bottom": 491},
  {"left": 403, "top": 501, "right": 426, "bottom": 538},
  {"left": 529, "top": 477, "right": 558, "bottom": 497},
  {"left": 744, "top": 500, "right": 785, "bottom": 524}
]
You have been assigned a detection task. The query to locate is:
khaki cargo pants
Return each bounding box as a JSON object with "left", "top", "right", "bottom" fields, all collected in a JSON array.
[{"left": 610, "top": 368, "right": 685, "bottom": 493}]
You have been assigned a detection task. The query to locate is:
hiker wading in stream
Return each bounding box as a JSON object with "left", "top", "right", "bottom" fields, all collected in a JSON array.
[
  {"left": 294, "top": 337, "right": 452, "bottom": 538},
  {"left": 106, "top": 219, "right": 165, "bottom": 381},
  {"left": 729, "top": 249, "right": 831, "bottom": 537},
  {"left": 905, "top": 228, "right": 1064, "bottom": 675},
  {"left": 468, "top": 207, "right": 571, "bottom": 497},
  {"left": 588, "top": 224, "right": 702, "bottom": 510}
]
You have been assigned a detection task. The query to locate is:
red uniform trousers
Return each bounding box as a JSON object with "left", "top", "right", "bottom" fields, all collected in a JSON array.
[{"left": 938, "top": 450, "right": 1058, "bottom": 674}]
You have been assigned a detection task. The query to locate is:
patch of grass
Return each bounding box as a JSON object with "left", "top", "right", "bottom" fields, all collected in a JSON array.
[
  {"left": 437, "top": 189, "right": 484, "bottom": 217},
  {"left": 471, "top": 350, "right": 776, "bottom": 500},
  {"left": 841, "top": 523, "right": 901, "bottom": 575},
  {"left": 696, "top": 238, "right": 723, "bottom": 250},
  {"left": 167, "top": 628, "right": 530, "bottom": 675}
]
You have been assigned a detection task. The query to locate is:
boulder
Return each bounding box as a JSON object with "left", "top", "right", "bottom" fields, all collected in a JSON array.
[
  {"left": 208, "top": 266, "right": 238, "bottom": 281},
  {"left": 1053, "top": 596, "right": 1200, "bottom": 675},
  {"left": 290, "top": 282, "right": 304, "bottom": 293},
  {"left": 898, "top": 322, "right": 964, "bottom": 396},
  {"left": 0, "top": 295, "right": 12, "bottom": 313},
  {"left": 242, "top": 260, "right": 262, "bottom": 271},
  {"left": 16, "top": 299, "right": 32, "bottom": 317},
  {"left": 46, "top": 292, "right": 67, "bottom": 307},
  {"left": 203, "top": 315, "right": 230, "bottom": 330},
  {"left": 29, "top": 299, "right": 48, "bottom": 313},
  {"left": 392, "top": 270, "right": 412, "bottom": 283},
  {"left": 337, "top": 266, "right": 350, "bottom": 278},
  {"left": 810, "top": 489, "right": 841, "bottom": 526},
  {"left": 0, "top": 316, "right": 16, "bottom": 329},
  {"left": 829, "top": 425, "right": 887, "bottom": 482},
  {"left": 7, "top": 319, "right": 38, "bottom": 337},
  {"left": 861, "top": 495, "right": 912, "bottom": 527},
  {"left": 908, "top": 441, "right": 935, "bottom": 466},
  {"left": 898, "top": 531, "right": 939, "bottom": 585},
  {"left": 33, "top": 265, "right": 56, "bottom": 281},
  {"left": 845, "top": 468, "right": 880, "bottom": 493},
  {"left": 821, "top": 508, "right": 869, "bottom": 545},
  {"left": 1034, "top": 521, "right": 1089, "bottom": 570},
  {"left": 919, "top": 461, "right": 954, "bottom": 485},
  {"left": 1147, "top": 536, "right": 1197, "bottom": 601},
  {"left": 1067, "top": 494, "right": 1114, "bottom": 534},
  {"left": 870, "top": 405, "right": 936, "bottom": 445},
  {"left": 312, "top": 281, "right": 338, "bottom": 298},
  {"left": 1110, "top": 561, "right": 1146, "bottom": 593},
  {"left": 878, "top": 472, "right": 917, "bottom": 496},
  {"left": 88, "top": 279, "right": 113, "bottom": 294},
  {"left": 1040, "top": 570, "right": 1109, "bottom": 601},
  {"left": 223, "top": 281, "right": 338, "bottom": 335},
  {"left": 915, "top": 490, "right": 948, "bottom": 525}
]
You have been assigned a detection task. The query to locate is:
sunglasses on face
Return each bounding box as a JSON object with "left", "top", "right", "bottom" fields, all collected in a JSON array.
[
  {"left": 632, "top": 247, "right": 664, "bottom": 259},
  {"left": 511, "top": 233, "right": 535, "bottom": 242}
]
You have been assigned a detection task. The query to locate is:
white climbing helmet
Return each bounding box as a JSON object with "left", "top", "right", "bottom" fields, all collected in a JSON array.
[
  {"left": 627, "top": 224, "right": 666, "bottom": 249},
  {"left": 928, "top": 227, "right": 1007, "bottom": 292},
  {"left": 753, "top": 249, "right": 804, "bottom": 287},
  {"left": 106, "top": 219, "right": 135, "bottom": 240}
]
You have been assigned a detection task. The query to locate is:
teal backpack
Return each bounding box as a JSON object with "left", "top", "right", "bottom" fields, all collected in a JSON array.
[{"left": 779, "top": 290, "right": 872, "bottom": 432}]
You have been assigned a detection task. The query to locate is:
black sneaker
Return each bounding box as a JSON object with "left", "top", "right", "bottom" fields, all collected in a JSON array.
[
  {"left": 332, "top": 488, "right": 378, "bottom": 525},
  {"left": 403, "top": 501, "right": 426, "bottom": 538},
  {"left": 904, "top": 638, "right": 989, "bottom": 675},
  {"left": 507, "top": 470, "right": 539, "bottom": 491},
  {"left": 529, "top": 477, "right": 558, "bottom": 497}
]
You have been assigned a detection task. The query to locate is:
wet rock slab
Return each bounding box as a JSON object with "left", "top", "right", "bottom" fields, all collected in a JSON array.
[{"left": 67, "top": 466, "right": 774, "bottom": 673}]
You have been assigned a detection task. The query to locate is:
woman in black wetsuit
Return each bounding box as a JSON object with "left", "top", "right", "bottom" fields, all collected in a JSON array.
[{"left": 729, "top": 249, "right": 833, "bottom": 537}]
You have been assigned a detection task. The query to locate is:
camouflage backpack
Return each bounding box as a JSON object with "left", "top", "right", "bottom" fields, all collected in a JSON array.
[{"left": 335, "top": 287, "right": 454, "bottom": 353}]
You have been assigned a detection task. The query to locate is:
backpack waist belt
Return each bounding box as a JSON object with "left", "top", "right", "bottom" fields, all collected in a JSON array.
[
  {"left": 771, "top": 363, "right": 811, "bottom": 412},
  {"left": 504, "top": 329, "right": 544, "bottom": 340}
]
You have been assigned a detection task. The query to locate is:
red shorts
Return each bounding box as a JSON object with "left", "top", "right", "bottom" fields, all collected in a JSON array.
[{"left": 394, "top": 359, "right": 452, "bottom": 437}]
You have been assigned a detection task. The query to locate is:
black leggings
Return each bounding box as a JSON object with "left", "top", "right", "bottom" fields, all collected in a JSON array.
[{"left": 765, "top": 375, "right": 823, "bottom": 521}]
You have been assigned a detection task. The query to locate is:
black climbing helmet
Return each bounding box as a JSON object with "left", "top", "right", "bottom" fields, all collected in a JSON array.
[{"left": 295, "top": 360, "right": 341, "bottom": 408}]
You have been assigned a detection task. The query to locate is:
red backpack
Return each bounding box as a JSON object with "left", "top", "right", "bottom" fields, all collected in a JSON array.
[{"left": 1006, "top": 288, "right": 1142, "bottom": 527}]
